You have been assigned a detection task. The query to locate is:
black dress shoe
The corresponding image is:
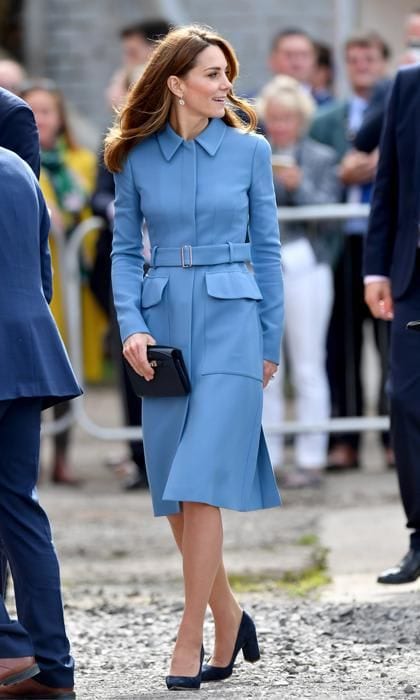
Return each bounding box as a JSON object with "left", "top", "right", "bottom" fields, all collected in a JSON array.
[
  {"left": 201, "top": 611, "right": 260, "bottom": 683},
  {"left": 377, "top": 549, "right": 420, "bottom": 584},
  {"left": 166, "top": 646, "right": 204, "bottom": 691}
]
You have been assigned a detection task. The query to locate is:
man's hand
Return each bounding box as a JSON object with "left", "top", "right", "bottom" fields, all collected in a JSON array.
[
  {"left": 364, "top": 280, "right": 394, "bottom": 320},
  {"left": 339, "top": 149, "right": 378, "bottom": 185},
  {"left": 123, "top": 332, "right": 156, "bottom": 381}
]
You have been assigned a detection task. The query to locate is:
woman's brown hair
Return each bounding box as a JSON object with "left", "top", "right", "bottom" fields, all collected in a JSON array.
[
  {"left": 20, "top": 79, "right": 78, "bottom": 150},
  {"left": 104, "top": 24, "right": 257, "bottom": 173}
]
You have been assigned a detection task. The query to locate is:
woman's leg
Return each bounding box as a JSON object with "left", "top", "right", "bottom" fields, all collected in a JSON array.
[
  {"left": 167, "top": 502, "right": 221, "bottom": 676},
  {"left": 168, "top": 510, "right": 242, "bottom": 669}
]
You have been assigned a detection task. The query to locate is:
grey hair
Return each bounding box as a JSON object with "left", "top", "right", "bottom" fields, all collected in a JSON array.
[{"left": 256, "top": 75, "right": 316, "bottom": 132}]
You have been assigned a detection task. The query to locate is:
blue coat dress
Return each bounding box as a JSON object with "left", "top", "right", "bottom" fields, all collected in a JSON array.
[
  {"left": 0, "top": 147, "right": 81, "bottom": 408},
  {"left": 112, "top": 117, "right": 283, "bottom": 516}
]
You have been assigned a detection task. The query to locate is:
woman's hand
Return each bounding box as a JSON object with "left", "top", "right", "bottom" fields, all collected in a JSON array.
[
  {"left": 123, "top": 332, "right": 156, "bottom": 381},
  {"left": 263, "top": 360, "right": 278, "bottom": 388}
]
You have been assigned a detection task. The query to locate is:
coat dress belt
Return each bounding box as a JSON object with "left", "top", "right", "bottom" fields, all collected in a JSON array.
[{"left": 150, "top": 242, "right": 251, "bottom": 268}]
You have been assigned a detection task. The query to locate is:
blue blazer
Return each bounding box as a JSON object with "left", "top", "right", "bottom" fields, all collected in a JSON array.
[
  {"left": 364, "top": 65, "right": 420, "bottom": 298},
  {"left": 0, "top": 148, "right": 81, "bottom": 408},
  {"left": 0, "top": 87, "right": 40, "bottom": 177}
]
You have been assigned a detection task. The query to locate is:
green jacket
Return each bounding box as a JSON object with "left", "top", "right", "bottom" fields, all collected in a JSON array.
[{"left": 309, "top": 100, "right": 350, "bottom": 161}]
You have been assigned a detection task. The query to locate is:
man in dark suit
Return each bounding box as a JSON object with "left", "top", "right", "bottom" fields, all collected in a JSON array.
[
  {"left": 364, "top": 64, "right": 420, "bottom": 584},
  {"left": 0, "top": 86, "right": 41, "bottom": 603},
  {"left": 0, "top": 148, "right": 81, "bottom": 698}
]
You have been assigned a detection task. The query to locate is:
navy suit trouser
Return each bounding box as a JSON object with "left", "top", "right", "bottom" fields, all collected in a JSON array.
[
  {"left": 390, "top": 258, "right": 420, "bottom": 551},
  {"left": 0, "top": 398, "right": 74, "bottom": 688}
]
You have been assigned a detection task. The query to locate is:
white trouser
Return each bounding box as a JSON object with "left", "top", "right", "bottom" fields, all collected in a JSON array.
[{"left": 263, "top": 240, "right": 333, "bottom": 469}]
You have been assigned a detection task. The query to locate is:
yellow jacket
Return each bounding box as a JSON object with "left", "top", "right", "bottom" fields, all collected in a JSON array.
[{"left": 40, "top": 145, "right": 107, "bottom": 382}]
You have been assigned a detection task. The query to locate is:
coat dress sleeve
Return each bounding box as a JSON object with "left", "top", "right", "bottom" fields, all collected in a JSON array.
[
  {"left": 363, "top": 74, "right": 399, "bottom": 278},
  {"left": 111, "top": 154, "right": 150, "bottom": 342},
  {"left": 248, "top": 136, "right": 284, "bottom": 365}
]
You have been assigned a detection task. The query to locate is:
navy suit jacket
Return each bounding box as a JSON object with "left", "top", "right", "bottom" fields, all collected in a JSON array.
[
  {"left": 364, "top": 65, "right": 420, "bottom": 299},
  {"left": 0, "top": 87, "right": 40, "bottom": 177},
  {"left": 0, "top": 147, "right": 81, "bottom": 407}
]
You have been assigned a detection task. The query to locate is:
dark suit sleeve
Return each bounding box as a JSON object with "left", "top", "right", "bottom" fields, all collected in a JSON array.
[
  {"left": 91, "top": 156, "right": 115, "bottom": 221},
  {"left": 363, "top": 75, "right": 400, "bottom": 277},
  {"left": 4, "top": 105, "right": 40, "bottom": 178},
  {"left": 39, "top": 191, "right": 53, "bottom": 303},
  {"left": 354, "top": 80, "right": 391, "bottom": 153}
]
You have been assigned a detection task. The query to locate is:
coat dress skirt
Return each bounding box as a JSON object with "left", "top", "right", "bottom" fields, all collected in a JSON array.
[{"left": 112, "top": 118, "right": 284, "bottom": 516}]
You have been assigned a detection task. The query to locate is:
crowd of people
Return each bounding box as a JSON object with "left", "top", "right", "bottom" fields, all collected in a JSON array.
[
  {"left": 0, "top": 12, "right": 419, "bottom": 492},
  {"left": 1, "top": 12, "right": 420, "bottom": 698}
]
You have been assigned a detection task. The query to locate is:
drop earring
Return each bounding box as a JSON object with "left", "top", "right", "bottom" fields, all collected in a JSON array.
[{"left": 179, "top": 96, "right": 185, "bottom": 106}]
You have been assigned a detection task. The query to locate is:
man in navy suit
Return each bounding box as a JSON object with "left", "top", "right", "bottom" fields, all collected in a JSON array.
[
  {"left": 364, "top": 64, "right": 420, "bottom": 584},
  {"left": 0, "top": 148, "right": 81, "bottom": 698},
  {"left": 0, "top": 86, "right": 40, "bottom": 613}
]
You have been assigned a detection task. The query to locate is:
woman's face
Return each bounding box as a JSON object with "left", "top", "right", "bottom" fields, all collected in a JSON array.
[
  {"left": 25, "top": 89, "right": 62, "bottom": 149},
  {"left": 264, "top": 99, "right": 303, "bottom": 148},
  {"left": 176, "top": 45, "right": 232, "bottom": 120}
]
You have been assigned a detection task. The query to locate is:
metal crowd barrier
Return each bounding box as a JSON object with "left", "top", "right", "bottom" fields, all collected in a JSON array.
[{"left": 45, "top": 203, "right": 390, "bottom": 441}]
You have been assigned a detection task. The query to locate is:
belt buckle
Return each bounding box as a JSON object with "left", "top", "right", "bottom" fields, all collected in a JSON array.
[{"left": 181, "top": 245, "right": 193, "bottom": 268}]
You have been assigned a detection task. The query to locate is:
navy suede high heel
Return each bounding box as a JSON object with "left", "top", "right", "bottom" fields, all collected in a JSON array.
[
  {"left": 165, "top": 645, "right": 204, "bottom": 691},
  {"left": 201, "top": 610, "right": 260, "bottom": 682}
]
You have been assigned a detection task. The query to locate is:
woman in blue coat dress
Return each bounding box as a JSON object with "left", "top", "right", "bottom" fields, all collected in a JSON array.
[{"left": 105, "top": 25, "right": 283, "bottom": 690}]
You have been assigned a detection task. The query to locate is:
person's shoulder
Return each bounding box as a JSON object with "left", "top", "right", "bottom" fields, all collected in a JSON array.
[
  {"left": 0, "top": 146, "right": 38, "bottom": 190},
  {"left": 396, "top": 63, "right": 420, "bottom": 87},
  {"left": 125, "top": 134, "right": 156, "bottom": 163},
  {"left": 0, "top": 145, "right": 32, "bottom": 172},
  {"left": 0, "top": 87, "right": 29, "bottom": 116},
  {"left": 225, "top": 125, "right": 271, "bottom": 153},
  {"left": 312, "top": 99, "right": 347, "bottom": 126}
]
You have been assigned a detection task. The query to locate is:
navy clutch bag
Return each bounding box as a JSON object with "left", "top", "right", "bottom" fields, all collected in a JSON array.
[{"left": 124, "top": 346, "right": 191, "bottom": 398}]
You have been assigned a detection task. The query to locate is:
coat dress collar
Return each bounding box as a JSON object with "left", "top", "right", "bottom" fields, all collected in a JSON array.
[{"left": 157, "top": 118, "right": 227, "bottom": 161}]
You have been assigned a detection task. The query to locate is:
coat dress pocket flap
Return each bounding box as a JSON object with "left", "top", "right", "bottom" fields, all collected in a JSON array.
[
  {"left": 205, "top": 271, "right": 263, "bottom": 301},
  {"left": 141, "top": 277, "right": 169, "bottom": 308}
]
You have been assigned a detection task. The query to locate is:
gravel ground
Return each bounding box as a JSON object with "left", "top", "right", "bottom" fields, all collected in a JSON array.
[
  {"left": 66, "top": 587, "right": 420, "bottom": 699},
  {"left": 27, "top": 389, "right": 420, "bottom": 698}
]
